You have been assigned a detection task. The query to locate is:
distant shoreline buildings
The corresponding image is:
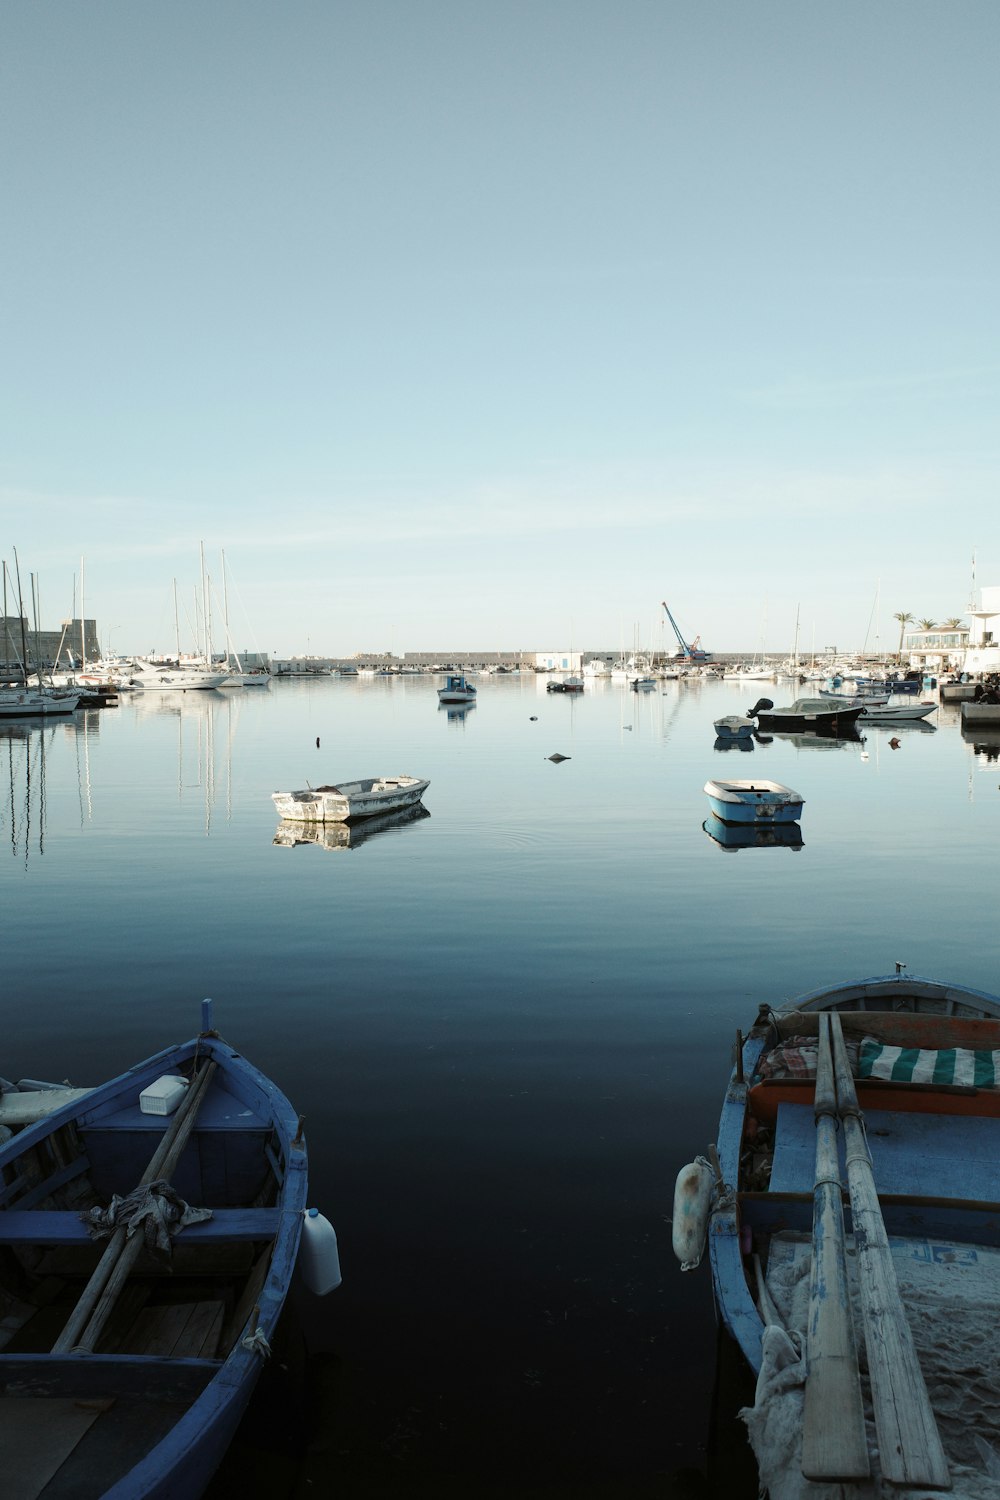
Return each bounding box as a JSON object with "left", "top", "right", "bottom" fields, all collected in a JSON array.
[{"left": 6, "top": 589, "right": 1000, "bottom": 678}]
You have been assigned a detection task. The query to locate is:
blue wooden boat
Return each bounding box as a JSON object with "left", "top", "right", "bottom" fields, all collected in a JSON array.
[
  {"left": 703, "top": 778, "right": 804, "bottom": 825},
  {"left": 0, "top": 1001, "right": 327, "bottom": 1498},
  {"left": 674, "top": 972, "right": 1000, "bottom": 1494}
]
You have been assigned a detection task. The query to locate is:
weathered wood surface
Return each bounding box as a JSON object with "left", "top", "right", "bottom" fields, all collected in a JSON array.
[
  {"left": 828, "top": 1012, "right": 951, "bottom": 1490},
  {"left": 801, "top": 1013, "right": 869, "bottom": 1481},
  {"left": 52, "top": 1058, "right": 217, "bottom": 1354}
]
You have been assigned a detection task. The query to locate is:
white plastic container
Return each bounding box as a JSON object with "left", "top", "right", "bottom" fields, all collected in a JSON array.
[
  {"left": 139, "top": 1074, "right": 189, "bottom": 1116},
  {"left": 298, "top": 1207, "right": 342, "bottom": 1294}
]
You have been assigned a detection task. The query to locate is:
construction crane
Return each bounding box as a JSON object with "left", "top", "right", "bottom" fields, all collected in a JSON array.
[{"left": 661, "top": 601, "right": 711, "bottom": 662}]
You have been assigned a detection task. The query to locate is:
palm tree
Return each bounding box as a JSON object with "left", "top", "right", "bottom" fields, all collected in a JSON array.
[
  {"left": 941, "top": 617, "right": 964, "bottom": 631},
  {"left": 893, "top": 610, "right": 915, "bottom": 662},
  {"left": 918, "top": 618, "right": 936, "bottom": 631}
]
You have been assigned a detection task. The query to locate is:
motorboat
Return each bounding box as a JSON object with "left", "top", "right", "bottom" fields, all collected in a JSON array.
[
  {"left": 674, "top": 970, "right": 1000, "bottom": 1497},
  {"left": 857, "top": 700, "right": 937, "bottom": 723},
  {"left": 747, "top": 696, "right": 865, "bottom": 734},
  {"left": 272, "top": 774, "right": 430, "bottom": 823},
  {"left": 129, "top": 660, "right": 229, "bottom": 691},
  {"left": 703, "top": 778, "right": 804, "bottom": 825}
]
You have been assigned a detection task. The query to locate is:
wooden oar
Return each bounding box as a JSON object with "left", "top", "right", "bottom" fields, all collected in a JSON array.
[
  {"left": 53, "top": 1056, "right": 217, "bottom": 1353},
  {"left": 801, "top": 1013, "right": 869, "bottom": 1480},
  {"left": 828, "top": 1012, "right": 951, "bottom": 1489}
]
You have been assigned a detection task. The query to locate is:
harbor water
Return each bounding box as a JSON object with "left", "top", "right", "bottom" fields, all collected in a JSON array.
[{"left": 3, "top": 673, "right": 997, "bottom": 1497}]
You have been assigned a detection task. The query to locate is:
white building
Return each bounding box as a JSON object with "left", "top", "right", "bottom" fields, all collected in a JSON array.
[{"left": 904, "top": 586, "right": 1000, "bottom": 675}]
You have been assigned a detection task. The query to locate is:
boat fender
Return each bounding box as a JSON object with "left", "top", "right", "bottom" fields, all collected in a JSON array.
[
  {"left": 298, "top": 1207, "right": 343, "bottom": 1294},
  {"left": 672, "top": 1156, "right": 717, "bottom": 1271}
]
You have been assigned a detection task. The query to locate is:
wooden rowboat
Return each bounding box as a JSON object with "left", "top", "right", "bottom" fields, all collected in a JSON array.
[
  {"left": 674, "top": 971, "right": 1000, "bottom": 1495},
  {"left": 0, "top": 1001, "right": 327, "bottom": 1498}
]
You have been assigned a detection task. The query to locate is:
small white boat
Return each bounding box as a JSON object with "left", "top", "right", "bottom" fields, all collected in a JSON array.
[
  {"left": 713, "top": 715, "right": 755, "bottom": 741},
  {"left": 272, "top": 774, "right": 430, "bottom": 823},
  {"left": 857, "top": 700, "right": 937, "bottom": 723},
  {"left": 703, "top": 778, "right": 805, "bottom": 825},
  {"left": 437, "top": 674, "right": 477, "bottom": 704}
]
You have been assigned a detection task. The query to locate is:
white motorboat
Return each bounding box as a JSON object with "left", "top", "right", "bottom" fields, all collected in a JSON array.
[
  {"left": 857, "top": 700, "right": 937, "bottom": 723},
  {"left": 129, "top": 659, "right": 229, "bottom": 691},
  {"left": 272, "top": 774, "right": 430, "bottom": 823}
]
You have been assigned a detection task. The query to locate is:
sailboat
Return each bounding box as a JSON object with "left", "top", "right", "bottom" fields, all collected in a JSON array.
[
  {"left": 1, "top": 556, "right": 82, "bottom": 717},
  {"left": 216, "top": 551, "right": 270, "bottom": 687}
]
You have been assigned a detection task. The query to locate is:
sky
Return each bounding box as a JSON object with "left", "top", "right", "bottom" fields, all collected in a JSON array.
[{"left": 3, "top": 1, "right": 998, "bottom": 658}]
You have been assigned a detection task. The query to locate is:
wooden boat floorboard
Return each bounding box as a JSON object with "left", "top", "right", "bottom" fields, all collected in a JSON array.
[{"left": 0, "top": 1395, "right": 107, "bottom": 1500}]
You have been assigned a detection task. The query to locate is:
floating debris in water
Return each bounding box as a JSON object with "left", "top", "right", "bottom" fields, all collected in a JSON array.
[
  {"left": 529, "top": 716, "right": 538, "bottom": 721},
  {"left": 547, "top": 753, "right": 570, "bottom": 763}
]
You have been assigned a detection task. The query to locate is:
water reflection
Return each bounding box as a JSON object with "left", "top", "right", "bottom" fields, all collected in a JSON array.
[
  {"left": 272, "top": 803, "right": 432, "bottom": 851},
  {"left": 713, "top": 735, "right": 755, "bottom": 753},
  {"left": 439, "top": 701, "right": 476, "bottom": 724},
  {"left": 963, "top": 727, "right": 1000, "bottom": 762},
  {"left": 757, "top": 728, "right": 866, "bottom": 751},
  {"left": 702, "top": 817, "right": 805, "bottom": 852}
]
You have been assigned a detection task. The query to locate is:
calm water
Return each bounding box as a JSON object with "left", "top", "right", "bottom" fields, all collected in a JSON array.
[{"left": 3, "top": 674, "right": 999, "bottom": 1497}]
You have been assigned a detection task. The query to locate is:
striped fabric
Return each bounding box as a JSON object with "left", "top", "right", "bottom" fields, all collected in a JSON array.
[{"left": 858, "top": 1037, "right": 1000, "bottom": 1088}]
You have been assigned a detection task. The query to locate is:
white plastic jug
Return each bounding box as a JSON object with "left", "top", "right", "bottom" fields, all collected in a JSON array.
[{"left": 298, "top": 1207, "right": 343, "bottom": 1294}]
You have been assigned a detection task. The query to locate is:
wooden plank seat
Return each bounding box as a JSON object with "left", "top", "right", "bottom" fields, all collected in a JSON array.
[
  {"left": 0, "top": 1208, "right": 283, "bottom": 1246},
  {"left": 769, "top": 1101, "right": 1000, "bottom": 1200}
]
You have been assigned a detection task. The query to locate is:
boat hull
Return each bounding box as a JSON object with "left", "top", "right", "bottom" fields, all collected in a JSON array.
[
  {"left": 706, "top": 973, "right": 1000, "bottom": 1403},
  {"left": 703, "top": 779, "right": 804, "bottom": 825},
  {"left": 754, "top": 706, "right": 864, "bottom": 732},
  {"left": 272, "top": 775, "right": 430, "bottom": 823},
  {"left": 0, "top": 1031, "right": 308, "bottom": 1499}
]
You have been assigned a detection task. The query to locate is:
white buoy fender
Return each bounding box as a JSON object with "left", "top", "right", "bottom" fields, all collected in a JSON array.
[
  {"left": 672, "top": 1156, "right": 716, "bottom": 1271},
  {"left": 298, "top": 1207, "right": 343, "bottom": 1294}
]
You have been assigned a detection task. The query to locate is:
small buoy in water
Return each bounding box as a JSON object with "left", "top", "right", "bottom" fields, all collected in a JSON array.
[
  {"left": 547, "top": 753, "right": 570, "bottom": 763},
  {"left": 672, "top": 1156, "right": 716, "bottom": 1271},
  {"left": 860, "top": 750, "right": 869, "bottom": 760},
  {"left": 298, "top": 1207, "right": 342, "bottom": 1295},
  {"left": 889, "top": 737, "right": 901, "bottom": 750},
  {"left": 529, "top": 716, "right": 537, "bottom": 721},
  {"left": 316, "top": 737, "right": 320, "bottom": 748}
]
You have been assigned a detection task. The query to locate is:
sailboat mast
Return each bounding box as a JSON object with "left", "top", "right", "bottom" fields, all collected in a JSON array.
[
  {"left": 80, "top": 555, "right": 86, "bottom": 672},
  {"left": 173, "top": 579, "right": 181, "bottom": 660}
]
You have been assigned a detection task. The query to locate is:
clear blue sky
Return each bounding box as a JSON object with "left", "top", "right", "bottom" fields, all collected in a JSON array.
[{"left": 3, "top": 1, "right": 997, "bottom": 657}]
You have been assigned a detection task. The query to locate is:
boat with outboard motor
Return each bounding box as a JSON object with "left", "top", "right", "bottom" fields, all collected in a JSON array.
[
  {"left": 673, "top": 969, "right": 1000, "bottom": 1498},
  {"left": 746, "top": 696, "right": 865, "bottom": 734}
]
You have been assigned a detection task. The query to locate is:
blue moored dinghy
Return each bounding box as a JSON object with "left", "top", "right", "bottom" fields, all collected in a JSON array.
[
  {"left": 703, "top": 777, "right": 804, "bottom": 825},
  {"left": 673, "top": 971, "right": 1000, "bottom": 1496},
  {"left": 0, "top": 1000, "right": 340, "bottom": 1499}
]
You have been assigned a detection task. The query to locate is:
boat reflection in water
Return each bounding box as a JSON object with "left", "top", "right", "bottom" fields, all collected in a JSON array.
[
  {"left": 273, "top": 802, "right": 431, "bottom": 852},
  {"left": 713, "top": 735, "right": 755, "bottom": 753},
  {"left": 439, "top": 701, "right": 476, "bottom": 724},
  {"left": 702, "top": 818, "right": 804, "bottom": 853},
  {"left": 755, "top": 727, "right": 866, "bottom": 751}
]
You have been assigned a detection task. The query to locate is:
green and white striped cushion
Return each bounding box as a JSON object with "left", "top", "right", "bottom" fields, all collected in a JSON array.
[{"left": 858, "top": 1038, "right": 1000, "bottom": 1088}]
